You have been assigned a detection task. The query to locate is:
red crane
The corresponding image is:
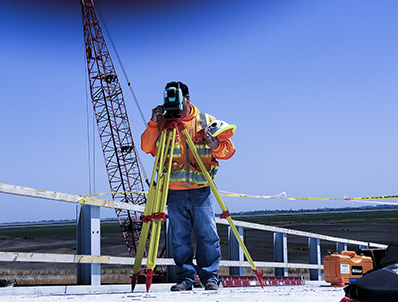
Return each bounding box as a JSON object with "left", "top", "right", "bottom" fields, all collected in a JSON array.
[{"left": 80, "top": 0, "right": 146, "bottom": 257}]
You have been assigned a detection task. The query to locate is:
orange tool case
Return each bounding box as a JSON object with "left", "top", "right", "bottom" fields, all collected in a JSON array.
[{"left": 324, "top": 251, "right": 373, "bottom": 285}]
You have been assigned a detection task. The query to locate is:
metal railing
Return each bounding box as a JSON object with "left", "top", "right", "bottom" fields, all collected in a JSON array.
[{"left": 0, "top": 183, "right": 388, "bottom": 285}]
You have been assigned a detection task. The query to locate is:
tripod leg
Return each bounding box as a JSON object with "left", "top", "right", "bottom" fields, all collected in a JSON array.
[
  {"left": 131, "top": 130, "right": 167, "bottom": 291},
  {"left": 180, "top": 128, "right": 264, "bottom": 288},
  {"left": 145, "top": 128, "right": 177, "bottom": 292}
]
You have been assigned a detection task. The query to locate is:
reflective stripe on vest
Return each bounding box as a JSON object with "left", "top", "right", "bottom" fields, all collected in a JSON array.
[
  {"left": 196, "top": 145, "right": 212, "bottom": 157},
  {"left": 197, "top": 112, "right": 210, "bottom": 131},
  {"left": 156, "top": 139, "right": 182, "bottom": 157},
  {"left": 169, "top": 165, "right": 219, "bottom": 185},
  {"left": 167, "top": 145, "right": 181, "bottom": 157}
]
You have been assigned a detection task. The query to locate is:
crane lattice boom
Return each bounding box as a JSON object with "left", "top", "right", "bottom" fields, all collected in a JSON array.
[{"left": 80, "top": 0, "right": 146, "bottom": 256}]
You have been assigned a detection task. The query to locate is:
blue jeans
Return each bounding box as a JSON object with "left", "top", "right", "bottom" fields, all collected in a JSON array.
[{"left": 167, "top": 187, "right": 221, "bottom": 287}]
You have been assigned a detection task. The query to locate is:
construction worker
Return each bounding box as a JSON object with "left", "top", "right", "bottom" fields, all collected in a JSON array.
[{"left": 141, "top": 81, "right": 236, "bottom": 291}]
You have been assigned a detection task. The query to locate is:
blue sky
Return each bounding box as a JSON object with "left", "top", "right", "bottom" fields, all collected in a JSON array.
[{"left": 1, "top": 0, "right": 398, "bottom": 223}]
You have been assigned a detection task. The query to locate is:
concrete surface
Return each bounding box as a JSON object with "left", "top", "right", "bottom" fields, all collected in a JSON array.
[{"left": 0, "top": 281, "right": 346, "bottom": 302}]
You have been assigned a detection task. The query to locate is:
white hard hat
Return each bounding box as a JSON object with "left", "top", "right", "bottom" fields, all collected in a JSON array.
[{"left": 205, "top": 120, "right": 237, "bottom": 137}]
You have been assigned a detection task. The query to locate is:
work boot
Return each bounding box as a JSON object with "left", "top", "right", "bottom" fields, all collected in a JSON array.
[
  {"left": 170, "top": 283, "right": 192, "bottom": 291},
  {"left": 204, "top": 281, "right": 219, "bottom": 290}
]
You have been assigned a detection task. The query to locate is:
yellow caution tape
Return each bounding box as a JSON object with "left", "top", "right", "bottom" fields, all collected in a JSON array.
[
  {"left": 345, "top": 195, "right": 398, "bottom": 201},
  {"left": 78, "top": 196, "right": 88, "bottom": 206},
  {"left": 78, "top": 190, "right": 398, "bottom": 205},
  {"left": 218, "top": 190, "right": 398, "bottom": 203},
  {"left": 220, "top": 193, "right": 342, "bottom": 200}
]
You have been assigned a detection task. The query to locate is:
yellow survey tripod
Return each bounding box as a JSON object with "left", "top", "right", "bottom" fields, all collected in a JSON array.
[{"left": 131, "top": 117, "right": 264, "bottom": 292}]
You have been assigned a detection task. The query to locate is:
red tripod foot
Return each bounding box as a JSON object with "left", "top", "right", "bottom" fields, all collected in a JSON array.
[
  {"left": 146, "top": 269, "right": 154, "bottom": 292},
  {"left": 253, "top": 269, "right": 264, "bottom": 288},
  {"left": 131, "top": 273, "right": 139, "bottom": 291}
]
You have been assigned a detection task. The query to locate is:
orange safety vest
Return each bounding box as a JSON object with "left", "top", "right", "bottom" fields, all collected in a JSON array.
[
  {"left": 159, "top": 111, "right": 219, "bottom": 189},
  {"left": 141, "top": 104, "right": 235, "bottom": 190}
]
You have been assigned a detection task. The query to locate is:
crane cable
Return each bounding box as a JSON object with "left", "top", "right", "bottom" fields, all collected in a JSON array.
[
  {"left": 96, "top": 3, "right": 149, "bottom": 185},
  {"left": 96, "top": 4, "right": 147, "bottom": 127},
  {"left": 84, "top": 50, "right": 96, "bottom": 195}
]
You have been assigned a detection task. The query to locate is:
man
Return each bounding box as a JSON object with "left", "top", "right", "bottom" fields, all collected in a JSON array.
[{"left": 141, "top": 81, "right": 235, "bottom": 291}]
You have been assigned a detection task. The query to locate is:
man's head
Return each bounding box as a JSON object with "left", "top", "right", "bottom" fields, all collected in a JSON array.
[
  {"left": 165, "top": 81, "right": 189, "bottom": 97},
  {"left": 164, "top": 81, "right": 190, "bottom": 117}
]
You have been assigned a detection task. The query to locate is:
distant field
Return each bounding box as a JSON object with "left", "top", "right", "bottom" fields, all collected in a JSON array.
[
  {"left": 0, "top": 222, "right": 123, "bottom": 240},
  {"left": 0, "top": 208, "right": 397, "bottom": 239}
]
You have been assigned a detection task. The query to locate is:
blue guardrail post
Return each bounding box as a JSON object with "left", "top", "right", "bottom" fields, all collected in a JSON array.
[
  {"left": 76, "top": 205, "right": 101, "bottom": 285},
  {"left": 228, "top": 226, "right": 245, "bottom": 275},
  {"left": 309, "top": 237, "right": 321, "bottom": 280},
  {"left": 337, "top": 242, "right": 347, "bottom": 253},
  {"left": 274, "top": 232, "right": 288, "bottom": 276}
]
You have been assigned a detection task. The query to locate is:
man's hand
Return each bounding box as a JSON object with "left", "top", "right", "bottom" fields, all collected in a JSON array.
[
  {"left": 151, "top": 105, "right": 164, "bottom": 123},
  {"left": 204, "top": 134, "right": 219, "bottom": 149}
]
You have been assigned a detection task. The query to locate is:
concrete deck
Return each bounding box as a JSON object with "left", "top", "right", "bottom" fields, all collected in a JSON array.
[{"left": 0, "top": 281, "right": 346, "bottom": 302}]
